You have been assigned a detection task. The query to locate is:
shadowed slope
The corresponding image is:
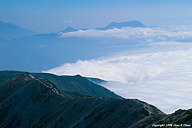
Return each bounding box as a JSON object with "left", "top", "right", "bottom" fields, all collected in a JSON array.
[
  {"left": 0, "top": 72, "right": 166, "bottom": 128},
  {"left": 0, "top": 71, "right": 122, "bottom": 99}
]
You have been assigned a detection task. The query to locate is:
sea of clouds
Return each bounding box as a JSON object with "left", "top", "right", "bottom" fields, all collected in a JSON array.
[
  {"left": 45, "top": 26, "right": 192, "bottom": 113},
  {"left": 59, "top": 25, "right": 192, "bottom": 43}
]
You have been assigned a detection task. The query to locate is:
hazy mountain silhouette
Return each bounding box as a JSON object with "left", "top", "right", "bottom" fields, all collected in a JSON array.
[
  {"left": 60, "top": 27, "right": 79, "bottom": 33},
  {"left": 0, "top": 21, "right": 37, "bottom": 39},
  {"left": 0, "top": 30, "right": 139, "bottom": 72},
  {"left": 61, "top": 20, "right": 145, "bottom": 32},
  {"left": 103, "top": 20, "right": 146, "bottom": 30}
]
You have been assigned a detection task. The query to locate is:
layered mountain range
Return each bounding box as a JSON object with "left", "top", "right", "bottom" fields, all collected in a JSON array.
[
  {"left": 0, "top": 21, "right": 36, "bottom": 39},
  {"left": 0, "top": 71, "right": 192, "bottom": 128},
  {"left": 0, "top": 20, "right": 145, "bottom": 40},
  {"left": 0, "top": 21, "right": 145, "bottom": 72}
]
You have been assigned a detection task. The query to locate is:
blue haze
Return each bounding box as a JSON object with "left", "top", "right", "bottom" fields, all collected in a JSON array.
[{"left": 0, "top": 0, "right": 192, "bottom": 33}]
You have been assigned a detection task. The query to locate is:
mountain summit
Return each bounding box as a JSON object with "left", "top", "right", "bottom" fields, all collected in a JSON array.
[
  {"left": 104, "top": 21, "right": 145, "bottom": 29},
  {"left": 60, "top": 27, "right": 78, "bottom": 33}
]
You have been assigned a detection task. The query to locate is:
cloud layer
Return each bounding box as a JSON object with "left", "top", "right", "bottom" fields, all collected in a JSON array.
[
  {"left": 60, "top": 26, "right": 192, "bottom": 42},
  {"left": 44, "top": 45, "right": 192, "bottom": 113},
  {"left": 45, "top": 25, "right": 192, "bottom": 114}
]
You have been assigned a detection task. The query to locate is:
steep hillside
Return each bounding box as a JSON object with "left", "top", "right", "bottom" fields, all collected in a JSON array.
[
  {"left": 1, "top": 72, "right": 191, "bottom": 127},
  {"left": 148, "top": 109, "right": 192, "bottom": 128},
  {"left": 0, "top": 71, "right": 121, "bottom": 99},
  {"left": 0, "top": 72, "right": 166, "bottom": 128},
  {"left": 0, "top": 73, "right": 68, "bottom": 128},
  {"left": 0, "top": 72, "right": 34, "bottom": 103}
]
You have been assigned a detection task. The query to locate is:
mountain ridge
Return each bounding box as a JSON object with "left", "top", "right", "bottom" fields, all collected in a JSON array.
[
  {"left": 60, "top": 20, "right": 145, "bottom": 33},
  {"left": 0, "top": 21, "right": 37, "bottom": 39},
  {"left": 0, "top": 71, "right": 192, "bottom": 127},
  {"left": 0, "top": 72, "right": 166, "bottom": 128},
  {"left": 0, "top": 71, "right": 122, "bottom": 99},
  {"left": 0, "top": 21, "right": 144, "bottom": 72}
]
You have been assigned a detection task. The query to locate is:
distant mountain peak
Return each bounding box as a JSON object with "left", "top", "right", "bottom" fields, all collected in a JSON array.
[
  {"left": 60, "top": 21, "right": 145, "bottom": 33},
  {"left": 0, "top": 20, "right": 37, "bottom": 39},
  {"left": 105, "top": 20, "right": 145, "bottom": 29},
  {"left": 60, "top": 27, "right": 78, "bottom": 33}
]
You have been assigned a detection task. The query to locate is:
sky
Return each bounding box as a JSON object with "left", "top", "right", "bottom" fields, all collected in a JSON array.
[{"left": 1, "top": 0, "right": 192, "bottom": 33}]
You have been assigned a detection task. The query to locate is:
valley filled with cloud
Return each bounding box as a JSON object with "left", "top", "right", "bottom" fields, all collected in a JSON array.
[{"left": 45, "top": 26, "right": 192, "bottom": 113}]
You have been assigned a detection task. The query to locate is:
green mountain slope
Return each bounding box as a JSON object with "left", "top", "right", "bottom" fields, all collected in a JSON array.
[
  {"left": 0, "top": 71, "right": 121, "bottom": 99},
  {"left": 149, "top": 109, "right": 192, "bottom": 128},
  {"left": 1, "top": 72, "right": 191, "bottom": 128},
  {"left": 0, "top": 73, "right": 166, "bottom": 128}
]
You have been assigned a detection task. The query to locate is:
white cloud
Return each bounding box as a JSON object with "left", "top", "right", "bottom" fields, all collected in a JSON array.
[
  {"left": 44, "top": 45, "right": 192, "bottom": 114},
  {"left": 45, "top": 25, "right": 192, "bottom": 114},
  {"left": 62, "top": 18, "right": 72, "bottom": 23},
  {"left": 59, "top": 25, "right": 192, "bottom": 43}
]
